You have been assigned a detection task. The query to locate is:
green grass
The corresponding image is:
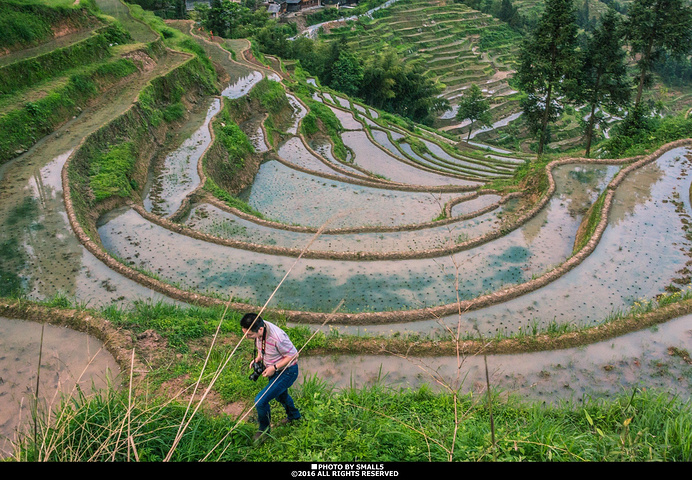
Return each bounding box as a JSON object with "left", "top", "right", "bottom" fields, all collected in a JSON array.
[
  {"left": 216, "top": 103, "right": 255, "bottom": 165},
  {"left": 0, "top": 54, "right": 139, "bottom": 164},
  {"left": 204, "top": 178, "right": 265, "bottom": 219},
  {"left": 12, "top": 362, "right": 692, "bottom": 461},
  {"left": 0, "top": 0, "right": 98, "bottom": 51},
  {"left": 88, "top": 141, "right": 138, "bottom": 202},
  {"left": 202, "top": 98, "right": 256, "bottom": 189},
  {"left": 602, "top": 113, "right": 692, "bottom": 158},
  {"left": 572, "top": 191, "right": 606, "bottom": 254},
  {"left": 0, "top": 23, "right": 132, "bottom": 96},
  {"left": 299, "top": 95, "right": 348, "bottom": 161}
]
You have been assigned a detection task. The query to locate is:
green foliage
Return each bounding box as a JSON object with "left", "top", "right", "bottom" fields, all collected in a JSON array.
[
  {"left": 299, "top": 97, "right": 348, "bottom": 161},
  {"left": 624, "top": 0, "right": 692, "bottom": 107},
  {"left": 207, "top": 99, "right": 255, "bottom": 184},
  {"left": 251, "top": 78, "right": 289, "bottom": 114},
  {"left": 254, "top": 33, "right": 447, "bottom": 125},
  {"left": 455, "top": 84, "right": 493, "bottom": 141},
  {"left": 136, "top": 56, "right": 217, "bottom": 128},
  {"left": 653, "top": 52, "right": 692, "bottom": 87},
  {"left": 602, "top": 109, "right": 692, "bottom": 157},
  {"left": 577, "top": 9, "right": 630, "bottom": 156},
  {"left": 0, "top": 25, "right": 130, "bottom": 96},
  {"left": 0, "top": 0, "right": 96, "bottom": 50},
  {"left": 573, "top": 192, "right": 605, "bottom": 253},
  {"left": 515, "top": 0, "right": 580, "bottom": 155},
  {"left": 459, "top": 0, "right": 528, "bottom": 31},
  {"left": 199, "top": 0, "right": 272, "bottom": 39},
  {"left": 303, "top": 0, "right": 392, "bottom": 26},
  {"left": 128, "top": 0, "right": 188, "bottom": 20},
  {"left": 329, "top": 50, "right": 364, "bottom": 98},
  {"left": 15, "top": 378, "right": 692, "bottom": 461},
  {"left": 478, "top": 23, "right": 522, "bottom": 50},
  {"left": 358, "top": 49, "right": 448, "bottom": 125},
  {"left": 104, "top": 300, "right": 240, "bottom": 351},
  {"left": 217, "top": 119, "right": 254, "bottom": 164},
  {"left": 204, "top": 178, "right": 265, "bottom": 219},
  {"left": 88, "top": 142, "right": 138, "bottom": 202},
  {"left": 0, "top": 57, "right": 138, "bottom": 163},
  {"left": 162, "top": 102, "right": 185, "bottom": 123}
]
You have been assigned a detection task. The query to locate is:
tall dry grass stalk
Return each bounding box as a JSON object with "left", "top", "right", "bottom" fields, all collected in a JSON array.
[
  {"left": 370, "top": 207, "right": 496, "bottom": 461},
  {"left": 13, "top": 322, "right": 116, "bottom": 461},
  {"left": 163, "top": 211, "right": 351, "bottom": 461}
]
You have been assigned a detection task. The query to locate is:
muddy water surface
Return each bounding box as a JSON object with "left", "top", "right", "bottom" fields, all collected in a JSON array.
[
  {"left": 329, "top": 149, "right": 692, "bottom": 337},
  {"left": 0, "top": 317, "right": 121, "bottom": 458},
  {"left": 182, "top": 202, "right": 503, "bottom": 253},
  {"left": 343, "top": 130, "right": 479, "bottom": 186},
  {"left": 96, "top": 160, "right": 616, "bottom": 313},
  {"left": 0, "top": 149, "right": 179, "bottom": 307},
  {"left": 238, "top": 160, "right": 461, "bottom": 228},
  {"left": 143, "top": 97, "right": 221, "bottom": 217},
  {"left": 301, "top": 312, "right": 692, "bottom": 404}
]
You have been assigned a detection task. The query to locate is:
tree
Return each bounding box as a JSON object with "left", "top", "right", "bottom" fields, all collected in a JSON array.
[
  {"left": 577, "top": 9, "right": 631, "bottom": 156},
  {"left": 624, "top": 0, "right": 692, "bottom": 108},
  {"left": 359, "top": 48, "right": 448, "bottom": 125},
  {"left": 173, "top": 0, "right": 186, "bottom": 19},
  {"left": 206, "top": 0, "right": 226, "bottom": 37},
  {"left": 497, "top": 0, "right": 519, "bottom": 26},
  {"left": 456, "top": 84, "right": 493, "bottom": 142},
  {"left": 329, "top": 50, "right": 364, "bottom": 98},
  {"left": 576, "top": 0, "right": 593, "bottom": 31},
  {"left": 515, "top": 0, "right": 580, "bottom": 156}
]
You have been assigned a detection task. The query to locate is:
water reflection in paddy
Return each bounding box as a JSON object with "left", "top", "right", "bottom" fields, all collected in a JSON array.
[
  {"left": 0, "top": 151, "right": 178, "bottom": 307},
  {"left": 450, "top": 194, "right": 502, "bottom": 216},
  {"left": 97, "top": 161, "right": 617, "bottom": 313},
  {"left": 283, "top": 94, "right": 308, "bottom": 135},
  {"left": 221, "top": 70, "right": 263, "bottom": 99},
  {"left": 328, "top": 148, "right": 692, "bottom": 337},
  {"left": 0, "top": 317, "right": 122, "bottom": 456},
  {"left": 277, "top": 136, "right": 356, "bottom": 178},
  {"left": 301, "top": 312, "right": 692, "bottom": 404},
  {"left": 143, "top": 98, "right": 221, "bottom": 217},
  {"left": 342, "top": 130, "right": 478, "bottom": 186},
  {"left": 327, "top": 104, "right": 364, "bottom": 131},
  {"left": 182, "top": 202, "right": 502, "bottom": 253},
  {"left": 237, "top": 160, "right": 462, "bottom": 228},
  {"left": 307, "top": 137, "right": 364, "bottom": 177}
]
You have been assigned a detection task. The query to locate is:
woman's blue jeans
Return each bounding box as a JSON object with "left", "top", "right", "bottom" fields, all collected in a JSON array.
[{"left": 255, "top": 364, "right": 301, "bottom": 432}]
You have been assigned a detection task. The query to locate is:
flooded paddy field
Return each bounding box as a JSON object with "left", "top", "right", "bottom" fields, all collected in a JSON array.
[
  {"left": 325, "top": 149, "right": 692, "bottom": 337},
  {"left": 181, "top": 200, "right": 504, "bottom": 253},
  {"left": 0, "top": 316, "right": 121, "bottom": 457},
  {"left": 302, "top": 312, "right": 692, "bottom": 405},
  {"left": 236, "top": 160, "right": 466, "bottom": 229},
  {"left": 143, "top": 97, "right": 222, "bottom": 217},
  {"left": 94, "top": 182, "right": 581, "bottom": 314},
  {"left": 96, "top": 157, "right": 624, "bottom": 317},
  {"left": 2, "top": 5, "right": 692, "bottom": 455}
]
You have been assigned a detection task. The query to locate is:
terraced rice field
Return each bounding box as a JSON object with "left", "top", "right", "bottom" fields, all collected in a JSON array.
[
  {"left": 319, "top": 0, "right": 522, "bottom": 132},
  {"left": 2, "top": 0, "right": 692, "bottom": 450}
]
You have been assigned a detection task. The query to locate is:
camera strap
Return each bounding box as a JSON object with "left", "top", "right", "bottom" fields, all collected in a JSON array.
[{"left": 252, "top": 326, "right": 267, "bottom": 360}]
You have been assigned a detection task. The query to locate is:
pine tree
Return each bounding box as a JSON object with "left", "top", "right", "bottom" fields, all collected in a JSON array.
[
  {"left": 577, "top": 9, "right": 631, "bottom": 156},
  {"left": 624, "top": 0, "right": 692, "bottom": 108},
  {"left": 515, "top": 0, "right": 580, "bottom": 156}
]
